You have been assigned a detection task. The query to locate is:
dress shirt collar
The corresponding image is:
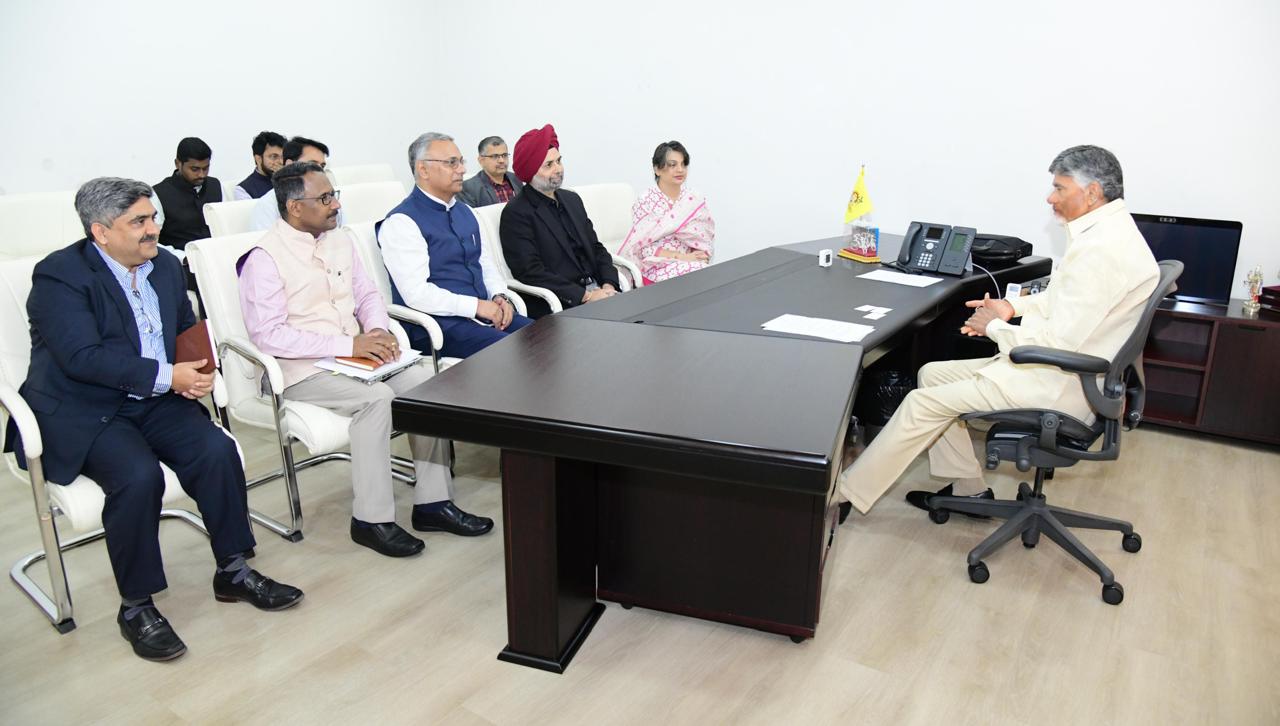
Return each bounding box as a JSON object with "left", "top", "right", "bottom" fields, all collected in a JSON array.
[
  {"left": 92, "top": 242, "right": 154, "bottom": 287},
  {"left": 1066, "top": 198, "right": 1127, "bottom": 240},
  {"left": 416, "top": 186, "right": 457, "bottom": 211},
  {"left": 274, "top": 217, "right": 330, "bottom": 245}
]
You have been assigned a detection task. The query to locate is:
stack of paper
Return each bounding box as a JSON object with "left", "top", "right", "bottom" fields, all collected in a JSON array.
[
  {"left": 761, "top": 314, "right": 874, "bottom": 343},
  {"left": 855, "top": 304, "right": 892, "bottom": 321},
  {"left": 857, "top": 269, "right": 944, "bottom": 287},
  {"left": 315, "top": 349, "right": 424, "bottom": 382}
]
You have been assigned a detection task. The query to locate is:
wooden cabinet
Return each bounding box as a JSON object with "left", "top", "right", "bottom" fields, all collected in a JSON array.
[{"left": 1143, "top": 299, "right": 1280, "bottom": 445}]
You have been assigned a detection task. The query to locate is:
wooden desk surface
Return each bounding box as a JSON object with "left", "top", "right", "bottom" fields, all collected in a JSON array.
[{"left": 393, "top": 315, "right": 863, "bottom": 495}]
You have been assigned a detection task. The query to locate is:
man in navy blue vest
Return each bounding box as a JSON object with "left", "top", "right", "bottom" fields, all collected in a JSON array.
[
  {"left": 379, "top": 132, "right": 532, "bottom": 358},
  {"left": 233, "top": 130, "right": 286, "bottom": 200},
  {"left": 4, "top": 178, "right": 303, "bottom": 662}
]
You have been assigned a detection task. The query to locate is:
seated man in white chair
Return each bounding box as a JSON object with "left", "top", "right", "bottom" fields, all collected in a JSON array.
[
  {"left": 238, "top": 162, "right": 493, "bottom": 559},
  {"left": 4, "top": 177, "right": 303, "bottom": 662}
]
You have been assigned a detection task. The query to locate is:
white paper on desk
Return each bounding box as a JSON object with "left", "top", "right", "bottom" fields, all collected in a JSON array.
[
  {"left": 761, "top": 314, "right": 874, "bottom": 343},
  {"left": 858, "top": 269, "right": 944, "bottom": 287},
  {"left": 314, "top": 349, "right": 424, "bottom": 382}
]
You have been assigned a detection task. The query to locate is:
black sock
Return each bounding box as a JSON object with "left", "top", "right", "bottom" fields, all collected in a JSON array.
[
  {"left": 121, "top": 596, "right": 153, "bottom": 620},
  {"left": 216, "top": 553, "right": 250, "bottom": 584}
]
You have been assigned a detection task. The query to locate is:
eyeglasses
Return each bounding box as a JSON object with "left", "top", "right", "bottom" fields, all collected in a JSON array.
[
  {"left": 130, "top": 289, "right": 157, "bottom": 335},
  {"left": 424, "top": 157, "right": 466, "bottom": 169},
  {"left": 480, "top": 153, "right": 510, "bottom": 161},
  {"left": 296, "top": 190, "right": 341, "bottom": 206}
]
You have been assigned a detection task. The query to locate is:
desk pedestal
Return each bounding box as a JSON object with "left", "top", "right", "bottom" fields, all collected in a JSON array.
[{"left": 497, "top": 449, "right": 840, "bottom": 672}]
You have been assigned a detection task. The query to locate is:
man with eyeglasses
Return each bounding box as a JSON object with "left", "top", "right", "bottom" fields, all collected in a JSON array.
[
  {"left": 500, "top": 123, "right": 621, "bottom": 318},
  {"left": 249, "top": 136, "right": 345, "bottom": 231},
  {"left": 379, "top": 132, "right": 532, "bottom": 359},
  {"left": 459, "top": 135, "right": 523, "bottom": 208},
  {"left": 239, "top": 161, "right": 493, "bottom": 558},
  {"left": 6, "top": 177, "right": 304, "bottom": 661}
]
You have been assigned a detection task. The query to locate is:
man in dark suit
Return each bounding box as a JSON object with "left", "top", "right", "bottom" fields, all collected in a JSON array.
[
  {"left": 459, "top": 135, "right": 523, "bottom": 207},
  {"left": 499, "top": 124, "right": 621, "bottom": 318},
  {"left": 5, "top": 177, "right": 302, "bottom": 662}
]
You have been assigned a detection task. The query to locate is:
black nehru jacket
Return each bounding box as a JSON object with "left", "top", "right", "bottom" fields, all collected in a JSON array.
[{"left": 153, "top": 171, "right": 222, "bottom": 249}]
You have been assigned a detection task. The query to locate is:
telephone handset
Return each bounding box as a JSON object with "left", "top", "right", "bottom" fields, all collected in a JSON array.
[{"left": 896, "top": 222, "right": 977, "bottom": 276}]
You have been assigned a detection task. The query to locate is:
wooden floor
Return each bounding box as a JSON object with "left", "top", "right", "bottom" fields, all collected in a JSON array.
[{"left": 0, "top": 422, "right": 1276, "bottom": 725}]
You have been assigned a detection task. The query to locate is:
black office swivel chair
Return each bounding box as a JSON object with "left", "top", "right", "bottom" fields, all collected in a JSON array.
[{"left": 928, "top": 260, "right": 1183, "bottom": 605}]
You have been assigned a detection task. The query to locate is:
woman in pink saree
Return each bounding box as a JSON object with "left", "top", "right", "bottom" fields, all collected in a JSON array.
[{"left": 618, "top": 140, "right": 716, "bottom": 285}]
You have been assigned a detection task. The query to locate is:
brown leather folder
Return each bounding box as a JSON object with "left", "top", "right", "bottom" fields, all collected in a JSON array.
[{"left": 175, "top": 320, "right": 216, "bottom": 374}]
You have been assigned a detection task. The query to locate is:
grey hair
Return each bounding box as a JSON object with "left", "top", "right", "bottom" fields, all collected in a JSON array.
[
  {"left": 407, "top": 132, "right": 454, "bottom": 174},
  {"left": 477, "top": 135, "right": 505, "bottom": 154},
  {"left": 74, "top": 177, "right": 154, "bottom": 238},
  {"left": 1048, "top": 145, "right": 1124, "bottom": 201}
]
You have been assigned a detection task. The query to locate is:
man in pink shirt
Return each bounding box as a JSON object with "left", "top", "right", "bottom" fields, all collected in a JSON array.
[{"left": 238, "top": 162, "right": 493, "bottom": 557}]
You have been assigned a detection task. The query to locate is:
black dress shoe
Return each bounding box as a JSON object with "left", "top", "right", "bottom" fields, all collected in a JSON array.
[
  {"left": 118, "top": 605, "right": 186, "bottom": 662},
  {"left": 412, "top": 501, "right": 494, "bottom": 536},
  {"left": 905, "top": 483, "right": 994, "bottom": 518},
  {"left": 350, "top": 520, "right": 425, "bottom": 557},
  {"left": 213, "top": 569, "right": 304, "bottom": 611}
]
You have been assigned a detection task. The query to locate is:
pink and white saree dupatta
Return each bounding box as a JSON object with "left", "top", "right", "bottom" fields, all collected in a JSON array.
[{"left": 618, "top": 185, "right": 716, "bottom": 284}]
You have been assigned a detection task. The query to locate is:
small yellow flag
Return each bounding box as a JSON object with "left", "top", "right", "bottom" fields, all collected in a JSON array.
[{"left": 844, "top": 165, "right": 874, "bottom": 224}]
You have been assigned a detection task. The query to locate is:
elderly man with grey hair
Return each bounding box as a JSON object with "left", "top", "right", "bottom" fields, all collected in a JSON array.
[
  {"left": 835, "top": 145, "right": 1159, "bottom": 520},
  {"left": 4, "top": 177, "right": 303, "bottom": 662},
  {"left": 378, "top": 131, "right": 532, "bottom": 360}
]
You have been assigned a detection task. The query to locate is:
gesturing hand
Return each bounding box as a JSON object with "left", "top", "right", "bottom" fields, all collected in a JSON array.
[{"left": 960, "top": 294, "right": 1014, "bottom": 337}]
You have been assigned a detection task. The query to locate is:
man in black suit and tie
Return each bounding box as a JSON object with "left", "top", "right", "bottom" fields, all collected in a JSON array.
[
  {"left": 5, "top": 177, "right": 302, "bottom": 661},
  {"left": 500, "top": 124, "right": 621, "bottom": 318}
]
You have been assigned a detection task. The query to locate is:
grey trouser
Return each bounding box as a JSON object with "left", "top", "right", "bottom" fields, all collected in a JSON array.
[{"left": 283, "top": 363, "right": 451, "bottom": 523}]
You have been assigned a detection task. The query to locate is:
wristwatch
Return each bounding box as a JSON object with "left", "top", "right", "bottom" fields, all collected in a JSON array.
[{"left": 493, "top": 293, "right": 515, "bottom": 308}]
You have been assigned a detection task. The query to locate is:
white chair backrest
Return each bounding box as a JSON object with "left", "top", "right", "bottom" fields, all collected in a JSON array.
[
  {"left": 185, "top": 232, "right": 267, "bottom": 411},
  {"left": 346, "top": 221, "right": 395, "bottom": 302},
  {"left": 203, "top": 199, "right": 258, "bottom": 237},
  {"left": 336, "top": 181, "right": 406, "bottom": 226},
  {"left": 571, "top": 183, "right": 636, "bottom": 253},
  {"left": 0, "top": 256, "right": 38, "bottom": 393},
  {"left": 0, "top": 191, "right": 83, "bottom": 259},
  {"left": 471, "top": 202, "right": 516, "bottom": 281},
  {"left": 329, "top": 163, "right": 397, "bottom": 187}
]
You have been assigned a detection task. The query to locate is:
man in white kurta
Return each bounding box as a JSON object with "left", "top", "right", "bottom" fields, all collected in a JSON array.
[{"left": 839, "top": 145, "right": 1159, "bottom": 516}]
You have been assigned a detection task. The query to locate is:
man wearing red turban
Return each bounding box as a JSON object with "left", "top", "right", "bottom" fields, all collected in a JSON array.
[{"left": 499, "top": 124, "right": 621, "bottom": 318}]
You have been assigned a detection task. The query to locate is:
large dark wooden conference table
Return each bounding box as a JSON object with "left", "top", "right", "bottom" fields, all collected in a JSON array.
[{"left": 392, "top": 235, "right": 1051, "bottom": 673}]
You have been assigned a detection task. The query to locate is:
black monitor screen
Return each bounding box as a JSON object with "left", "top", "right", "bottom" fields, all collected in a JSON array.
[{"left": 1132, "top": 214, "right": 1242, "bottom": 304}]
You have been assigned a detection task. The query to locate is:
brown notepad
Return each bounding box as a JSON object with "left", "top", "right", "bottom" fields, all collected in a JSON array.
[
  {"left": 175, "top": 320, "right": 216, "bottom": 374},
  {"left": 334, "top": 356, "right": 383, "bottom": 371}
]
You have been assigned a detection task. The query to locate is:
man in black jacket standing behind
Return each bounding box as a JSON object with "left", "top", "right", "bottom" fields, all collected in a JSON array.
[{"left": 499, "top": 124, "right": 620, "bottom": 318}]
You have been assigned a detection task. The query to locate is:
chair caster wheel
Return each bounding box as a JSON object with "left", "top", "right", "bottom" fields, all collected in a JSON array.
[
  {"left": 1102, "top": 582, "right": 1124, "bottom": 605},
  {"left": 619, "top": 603, "right": 634, "bottom": 610},
  {"left": 1021, "top": 531, "right": 1039, "bottom": 548},
  {"left": 1122, "top": 532, "right": 1142, "bottom": 553},
  {"left": 929, "top": 509, "right": 950, "bottom": 524},
  {"left": 789, "top": 635, "right": 806, "bottom": 644},
  {"left": 968, "top": 562, "right": 990, "bottom": 584}
]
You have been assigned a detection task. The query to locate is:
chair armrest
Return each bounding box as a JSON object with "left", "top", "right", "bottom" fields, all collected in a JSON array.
[
  {"left": 211, "top": 371, "right": 228, "bottom": 408},
  {"left": 388, "top": 304, "right": 444, "bottom": 352},
  {"left": 1009, "top": 345, "right": 1110, "bottom": 374},
  {"left": 612, "top": 257, "right": 643, "bottom": 291},
  {"left": 502, "top": 290, "right": 529, "bottom": 317},
  {"left": 0, "top": 382, "right": 42, "bottom": 459},
  {"left": 218, "top": 334, "right": 285, "bottom": 395},
  {"left": 508, "top": 281, "right": 563, "bottom": 314}
]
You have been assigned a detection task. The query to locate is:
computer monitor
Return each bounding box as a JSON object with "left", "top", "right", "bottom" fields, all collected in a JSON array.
[{"left": 1132, "top": 213, "right": 1243, "bottom": 305}]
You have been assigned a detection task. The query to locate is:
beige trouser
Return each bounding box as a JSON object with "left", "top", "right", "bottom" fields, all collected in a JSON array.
[
  {"left": 839, "top": 357, "right": 1043, "bottom": 515},
  {"left": 283, "top": 363, "right": 452, "bottom": 523}
]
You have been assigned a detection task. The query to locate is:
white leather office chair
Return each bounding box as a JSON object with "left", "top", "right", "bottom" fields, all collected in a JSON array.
[
  {"left": 571, "top": 182, "right": 643, "bottom": 289},
  {"left": 186, "top": 232, "right": 418, "bottom": 541},
  {"left": 202, "top": 198, "right": 258, "bottom": 237},
  {"left": 335, "top": 181, "right": 407, "bottom": 226},
  {"left": 471, "top": 202, "right": 563, "bottom": 313},
  {"left": 0, "top": 191, "right": 85, "bottom": 259},
  {"left": 328, "top": 163, "right": 397, "bottom": 187},
  {"left": 0, "top": 253, "right": 242, "bottom": 633}
]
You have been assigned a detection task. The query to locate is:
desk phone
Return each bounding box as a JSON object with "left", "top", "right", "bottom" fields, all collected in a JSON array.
[{"left": 898, "top": 222, "right": 976, "bottom": 276}]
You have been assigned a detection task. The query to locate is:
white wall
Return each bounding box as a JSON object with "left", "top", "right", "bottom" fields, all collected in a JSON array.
[{"left": 2, "top": 0, "right": 1277, "bottom": 296}]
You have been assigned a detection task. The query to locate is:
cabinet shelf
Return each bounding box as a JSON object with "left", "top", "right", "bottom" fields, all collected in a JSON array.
[{"left": 1143, "top": 339, "right": 1208, "bottom": 370}]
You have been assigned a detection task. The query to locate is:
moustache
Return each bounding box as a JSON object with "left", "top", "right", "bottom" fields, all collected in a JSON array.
[{"left": 141, "top": 235, "right": 158, "bottom": 244}]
